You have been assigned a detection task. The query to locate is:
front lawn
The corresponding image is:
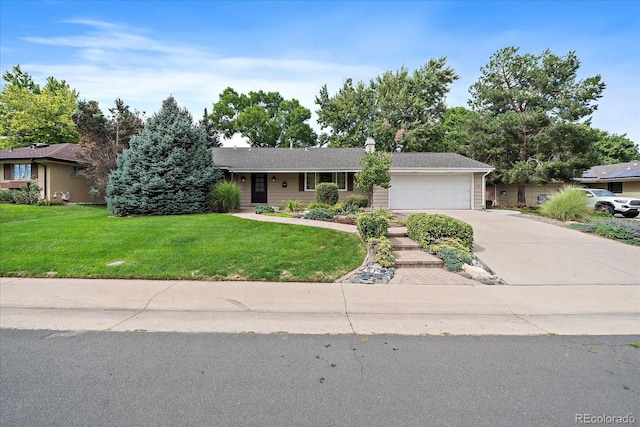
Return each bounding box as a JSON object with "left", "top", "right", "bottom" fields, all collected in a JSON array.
[{"left": 0, "top": 205, "right": 366, "bottom": 281}]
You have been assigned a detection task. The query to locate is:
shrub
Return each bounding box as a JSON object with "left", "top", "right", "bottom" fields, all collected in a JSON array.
[
  {"left": 344, "top": 194, "right": 369, "bottom": 208},
  {"left": 11, "top": 181, "right": 41, "bottom": 205},
  {"left": 368, "top": 237, "right": 395, "bottom": 268},
  {"left": 315, "top": 183, "right": 339, "bottom": 205},
  {"left": 209, "top": 181, "right": 240, "bottom": 213},
  {"left": 304, "top": 207, "right": 334, "bottom": 221},
  {"left": 307, "top": 202, "right": 333, "bottom": 211},
  {"left": 280, "top": 199, "right": 305, "bottom": 212},
  {"left": 406, "top": 213, "right": 473, "bottom": 251},
  {"left": 332, "top": 203, "right": 359, "bottom": 216},
  {"left": 36, "top": 198, "right": 62, "bottom": 206},
  {"left": 376, "top": 207, "right": 393, "bottom": 220},
  {"left": 575, "top": 219, "right": 640, "bottom": 245},
  {"left": 435, "top": 246, "right": 472, "bottom": 272},
  {"left": 0, "top": 190, "right": 16, "bottom": 204},
  {"left": 255, "top": 205, "right": 275, "bottom": 214},
  {"left": 540, "top": 185, "right": 591, "bottom": 222},
  {"left": 356, "top": 212, "right": 388, "bottom": 240}
]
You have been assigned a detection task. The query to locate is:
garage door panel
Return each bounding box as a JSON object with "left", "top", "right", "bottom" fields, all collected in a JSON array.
[{"left": 389, "top": 174, "right": 470, "bottom": 209}]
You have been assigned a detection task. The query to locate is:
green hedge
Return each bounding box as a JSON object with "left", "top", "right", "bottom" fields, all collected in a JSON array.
[
  {"left": 356, "top": 212, "right": 388, "bottom": 240},
  {"left": 369, "top": 237, "right": 395, "bottom": 268},
  {"left": 406, "top": 213, "right": 473, "bottom": 251},
  {"left": 344, "top": 194, "right": 369, "bottom": 208}
]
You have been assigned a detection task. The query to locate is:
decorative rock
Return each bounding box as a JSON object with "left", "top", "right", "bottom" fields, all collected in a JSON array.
[
  {"left": 460, "top": 272, "right": 473, "bottom": 279},
  {"left": 462, "top": 263, "right": 491, "bottom": 278}
]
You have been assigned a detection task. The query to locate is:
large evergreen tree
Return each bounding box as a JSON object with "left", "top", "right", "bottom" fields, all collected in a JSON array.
[
  {"left": 107, "top": 96, "right": 222, "bottom": 216},
  {"left": 467, "top": 47, "right": 605, "bottom": 204}
]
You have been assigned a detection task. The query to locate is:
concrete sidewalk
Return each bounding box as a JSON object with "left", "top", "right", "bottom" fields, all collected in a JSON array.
[{"left": 1, "top": 277, "right": 638, "bottom": 336}]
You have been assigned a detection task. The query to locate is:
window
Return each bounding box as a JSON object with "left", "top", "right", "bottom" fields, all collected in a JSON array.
[
  {"left": 607, "top": 182, "right": 623, "bottom": 193},
  {"left": 70, "top": 166, "right": 85, "bottom": 177},
  {"left": 13, "top": 164, "right": 31, "bottom": 180},
  {"left": 305, "top": 172, "right": 347, "bottom": 190}
]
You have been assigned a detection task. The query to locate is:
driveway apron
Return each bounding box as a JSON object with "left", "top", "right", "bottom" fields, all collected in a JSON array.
[{"left": 395, "top": 210, "right": 640, "bottom": 286}]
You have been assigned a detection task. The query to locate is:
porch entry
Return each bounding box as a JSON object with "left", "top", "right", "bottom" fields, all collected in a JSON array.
[{"left": 251, "top": 173, "right": 267, "bottom": 204}]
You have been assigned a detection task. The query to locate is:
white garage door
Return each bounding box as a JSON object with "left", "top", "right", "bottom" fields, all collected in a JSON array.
[{"left": 389, "top": 174, "right": 471, "bottom": 209}]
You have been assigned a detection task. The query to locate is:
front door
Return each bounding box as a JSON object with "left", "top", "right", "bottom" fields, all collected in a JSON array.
[{"left": 251, "top": 173, "right": 268, "bottom": 204}]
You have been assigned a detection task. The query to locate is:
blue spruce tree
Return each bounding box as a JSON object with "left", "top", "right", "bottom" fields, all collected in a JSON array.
[{"left": 107, "top": 96, "right": 222, "bottom": 216}]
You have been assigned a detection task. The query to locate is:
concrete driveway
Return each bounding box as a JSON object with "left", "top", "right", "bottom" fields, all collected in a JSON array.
[{"left": 395, "top": 210, "right": 640, "bottom": 286}]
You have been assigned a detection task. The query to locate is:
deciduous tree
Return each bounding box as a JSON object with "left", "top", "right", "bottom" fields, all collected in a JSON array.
[
  {"left": 355, "top": 150, "right": 392, "bottom": 210},
  {"left": 315, "top": 58, "right": 458, "bottom": 152},
  {"left": 73, "top": 98, "right": 145, "bottom": 195},
  {"left": 209, "top": 88, "right": 316, "bottom": 147},
  {"left": 0, "top": 65, "right": 79, "bottom": 148}
]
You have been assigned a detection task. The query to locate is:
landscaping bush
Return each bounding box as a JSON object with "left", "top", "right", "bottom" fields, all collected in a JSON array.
[
  {"left": 540, "top": 185, "right": 591, "bottom": 222},
  {"left": 435, "top": 246, "right": 471, "bottom": 272},
  {"left": 406, "top": 213, "right": 473, "bottom": 251},
  {"left": 332, "top": 203, "right": 359, "bottom": 216},
  {"left": 356, "top": 212, "right": 388, "bottom": 240},
  {"left": 9, "top": 181, "right": 42, "bottom": 205},
  {"left": 0, "top": 190, "right": 17, "bottom": 204},
  {"left": 315, "top": 183, "right": 339, "bottom": 205},
  {"left": 280, "top": 199, "right": 305, "bottom": 212},
  {"left": 209, "top": 181, "right": 240, "bottom": 213},
  {"left": 307, "top": 202, "right": 333, "bottom": 211},
  {"left": 368, "top": 237, "right": 395, "bottom": 268},
  {"left": 304, "top": 207, "right": 334, "bottom": 221},
  {"left": 376, "top": 207, "right": 393, "bottom": 220},
  {"left": 344, "top": 194, "right": 369, "bottom": 208},
  {"left": 255, "top": 205, "right": 275, "bottom": 214},
  {"left": 573, "top": 219, "right": 640, "bottom": 245}
]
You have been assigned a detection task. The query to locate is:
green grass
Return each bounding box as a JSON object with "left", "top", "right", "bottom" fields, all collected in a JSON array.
[
  {"left": 0, "top": 204, "right": 366, "bottom": 282},
  {"left": 627, "top": 342, "right": 640, "bottom": 349}
]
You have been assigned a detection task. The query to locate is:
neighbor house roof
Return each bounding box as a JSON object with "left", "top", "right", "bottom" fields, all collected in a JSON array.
[
  {"left": 577, "top": 161, "right": 640, "bottom": 182},
  {"left": 211, "top": 147, "right": 493, "bottom": 173},
  {"left": 0, "top": 143, "right": 83, "bottom": 164}
]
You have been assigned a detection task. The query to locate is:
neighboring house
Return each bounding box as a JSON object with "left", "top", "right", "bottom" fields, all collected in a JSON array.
[
  {"left": 575, "top": 161, "right": 640, "bottom": 197},
  {"left": 0, "top": 143, "right": 96, "bottom": 203},
  {"left": 212, "top": 143, "right": 494, "bottom": 210}
]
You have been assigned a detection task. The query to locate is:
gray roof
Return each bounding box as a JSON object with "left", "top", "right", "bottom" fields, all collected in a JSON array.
[
  {"left": 212, "top": 147, "right": 493, "bottom": 172},
  {"left": 0, "top": 143, "right": 82, "bottom": 164},
  {"left": 579, "top": 161, "right": 640, "bottom": 180}
]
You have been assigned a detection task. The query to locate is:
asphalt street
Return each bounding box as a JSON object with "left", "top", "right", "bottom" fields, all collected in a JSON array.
[{"left": 1, "top": 330, "right": 638, "bottom": 427}]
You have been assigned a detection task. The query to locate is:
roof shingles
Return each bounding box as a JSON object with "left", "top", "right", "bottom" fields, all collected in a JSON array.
[{"left": 211, "top": 147, "right": 492, "bottom": 172}]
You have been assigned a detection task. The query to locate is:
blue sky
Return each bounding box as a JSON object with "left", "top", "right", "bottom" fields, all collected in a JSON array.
[{"left": 1, "top": 0, "right": 639, "bottom": 146}]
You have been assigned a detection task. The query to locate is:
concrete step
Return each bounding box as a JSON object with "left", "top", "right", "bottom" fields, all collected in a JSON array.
[
  {"left": 394, "top": 250, "right": 444, "bottom": 268},
  {"left": 389, "top": 236, "right": 421, "bottom": 251},
  {"left": 388, "top": 227, "right": 407, "bottom": 238}
]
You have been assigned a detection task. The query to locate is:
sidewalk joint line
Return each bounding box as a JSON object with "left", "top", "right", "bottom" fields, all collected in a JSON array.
[{"left": 105, "top": 280, "right": 181, "bottom": 331}]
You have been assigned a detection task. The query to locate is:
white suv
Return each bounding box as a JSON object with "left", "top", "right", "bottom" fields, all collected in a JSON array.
[{"left": 579, "top": 188, "right": 640, "bottom": 218}]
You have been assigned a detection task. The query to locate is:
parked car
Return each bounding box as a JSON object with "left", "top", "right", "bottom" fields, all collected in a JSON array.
[{"left": 579, "top": 188, "right": 640, "bottom": 218}]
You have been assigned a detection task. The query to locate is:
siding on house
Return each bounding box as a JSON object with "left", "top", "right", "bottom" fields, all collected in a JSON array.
[
  {"left": 232, "top": 173, "right": 369, "bottom": 208},
  {"left": 588, "top": 181, "right": 640, "bottom": 197},
  {"left": 492, "top": 183, "right": 565, "bottom": 207}
]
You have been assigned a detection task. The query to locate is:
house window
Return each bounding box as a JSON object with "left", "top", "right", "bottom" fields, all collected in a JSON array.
[
  {"left": 70, "top": 166, "right": 84, "bottom": 177},
  {"left": 305, "top": 172, "right": 347, "bottom": 191},
  {"left": 13, "top": 164, "right": 31, "bottom": 180},
  {"left": 607, "top": 182, "right": 623, "bottom": 193}
]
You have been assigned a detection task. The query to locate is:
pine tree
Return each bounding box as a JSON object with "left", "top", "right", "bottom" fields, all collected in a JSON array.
[
  {"left": 199, "top": 108, "right": 221, "bottom": 147},
  {"left": 107, "top": 96, "right": 222, "bottom": 216}
]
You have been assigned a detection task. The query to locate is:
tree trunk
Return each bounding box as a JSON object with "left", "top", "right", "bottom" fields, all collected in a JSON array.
[{"left": 517, "top": 182, "right": 526, "bottom": 206}]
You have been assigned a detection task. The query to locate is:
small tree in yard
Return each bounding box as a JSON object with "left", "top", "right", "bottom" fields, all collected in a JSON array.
[
  {"left": 355, "top": 151, "right": 391, "bottom": 210},
  {"left": 107, "top": 96, "right": 222, "bottom": 216}
]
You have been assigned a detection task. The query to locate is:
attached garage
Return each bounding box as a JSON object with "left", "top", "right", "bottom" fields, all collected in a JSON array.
[{"left": 389, "top": 173, "right": 471, "bottom": 209}]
